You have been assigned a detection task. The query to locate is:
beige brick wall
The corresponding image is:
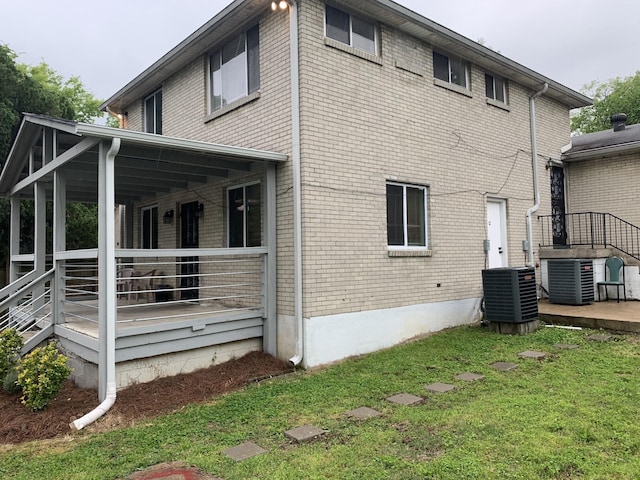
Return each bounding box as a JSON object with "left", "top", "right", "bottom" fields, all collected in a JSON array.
[
  {"left": 118, "top": 0, "right": 573, "bottom": 323},
  {"left": 297, "top": 0, "right": 571, "bottom": 317},
  {"left": 566, "top": 152, "right": 640, "bottom": 225}
]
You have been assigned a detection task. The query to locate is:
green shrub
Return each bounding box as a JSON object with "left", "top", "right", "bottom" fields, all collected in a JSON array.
[
  {"left": 17, "top": 343, "right": 72, "bottom": 411},
  {"left": 3, "top": 367, "right": 21, "bottom": 394},
  {"left": 0, "top": 328, "right": 23, "bottom": 379}
]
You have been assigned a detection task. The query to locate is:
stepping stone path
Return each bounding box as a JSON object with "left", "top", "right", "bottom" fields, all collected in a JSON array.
[
  {"left": 455, "top": 372, "right": 485, "bottom": 382},
  {"left": 425, "top": 382, "right": 456, "bottom": 393},
  {"left": 491, "top": 361, "right": 518, "bottom": 371},
  {"left": 345, "top": 406, "right": 382, "bottom": 419},
  {"left": 222, "top": 441, "right": 267, "bottom": 462},
  {"left": 284, "top": 424, "right": 327, "bottom": 443},
  {"left": 587, "top": 333, "right": 613, "bottom": 342},
  {"left": 518, "top": 350, "right": 547, "bottom": 360},
  {"left": 386, "top": 393, "right": 423, "bottom": 405},
  {"left": 219, "top": 339, "right": 597, "bottom": 472}
]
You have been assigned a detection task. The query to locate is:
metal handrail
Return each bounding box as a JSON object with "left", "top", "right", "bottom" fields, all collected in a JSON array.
[{"left": 538, "top": 212, "right": 640, "bottom": 262}]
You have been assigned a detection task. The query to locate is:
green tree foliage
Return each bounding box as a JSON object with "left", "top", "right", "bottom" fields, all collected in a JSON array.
[
  {"left": 571, "top": 72, "right": 640, "bottom": 135},
  {"left": 0, "top": 45, "right": 103, "bottom": 270}
]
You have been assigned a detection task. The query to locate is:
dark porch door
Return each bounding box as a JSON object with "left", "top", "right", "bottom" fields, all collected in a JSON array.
[
  {"left": 550, "top": 166, "right": 567, "bottom": 247},
  {"left": 180, "top": 201, "right": 199, "bottom": 300}
]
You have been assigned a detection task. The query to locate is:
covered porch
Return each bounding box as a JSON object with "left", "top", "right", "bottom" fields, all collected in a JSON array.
[{"left": 0, "top": 114, "right": 287, "bottom": 395}]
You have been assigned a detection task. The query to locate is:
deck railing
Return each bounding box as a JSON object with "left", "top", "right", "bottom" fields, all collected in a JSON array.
[
  {"left": 538, "top": 212, "right": 640, "bottom": 262},
  {"left": 59, "top": 248, "right": 267, "bottom": 330}
]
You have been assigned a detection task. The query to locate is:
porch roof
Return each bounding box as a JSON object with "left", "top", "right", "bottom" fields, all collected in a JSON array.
[{"left": 0, "top": 113, "right": 288, "bottom": 203}]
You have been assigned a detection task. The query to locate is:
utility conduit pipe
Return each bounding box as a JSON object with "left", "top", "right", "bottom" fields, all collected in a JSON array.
[{"left": 526, "top": 83, "right": 548, "bottom": 267}]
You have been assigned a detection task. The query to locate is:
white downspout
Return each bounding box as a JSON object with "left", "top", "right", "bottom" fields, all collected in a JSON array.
[
  {"left": 286, "top": 0, "right": 304, "bottom": 367},
  {"left": 71, "top": 137, "right": 120, "bottom": 430},
  {"left": 525, "top": 83, "right": 548, "bottom": 267}
]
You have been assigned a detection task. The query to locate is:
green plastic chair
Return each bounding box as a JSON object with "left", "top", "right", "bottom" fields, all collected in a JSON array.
[{"left": 597, "top": 256, "right": 626, "bottom": 302}]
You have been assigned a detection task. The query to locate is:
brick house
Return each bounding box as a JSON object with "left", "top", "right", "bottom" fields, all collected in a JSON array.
[
  {"left": 538, "top": 114, "right": 640, "bottom": 300},
  {"left": 0, "top": 0, "right": 590, "bottom": 424}
]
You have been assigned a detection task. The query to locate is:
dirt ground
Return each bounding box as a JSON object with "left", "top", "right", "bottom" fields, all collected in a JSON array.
[{"left": 0, "top": 351, "right": 293, "bottom": 445}]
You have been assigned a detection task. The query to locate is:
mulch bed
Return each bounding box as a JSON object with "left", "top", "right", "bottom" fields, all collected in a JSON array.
[{"left": 0, "top": 351, "right": 292, "bottom": 444}]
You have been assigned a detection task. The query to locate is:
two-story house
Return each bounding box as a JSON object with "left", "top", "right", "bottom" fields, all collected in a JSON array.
[{"left": 0, "top": 0, "right": 590, "bottom": 427}]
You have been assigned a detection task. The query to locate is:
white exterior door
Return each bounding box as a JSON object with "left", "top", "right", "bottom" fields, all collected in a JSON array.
[{"left": 487, "top": 199, "right": 507, "bottom": 268}]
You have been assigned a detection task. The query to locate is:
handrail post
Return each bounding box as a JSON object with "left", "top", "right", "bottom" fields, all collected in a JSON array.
[
  {"left": 602, "top": 214, "right": 607, "bottom": 248},
  {"left": 590, "top": 212, "right": 595, "bottom": 249}
]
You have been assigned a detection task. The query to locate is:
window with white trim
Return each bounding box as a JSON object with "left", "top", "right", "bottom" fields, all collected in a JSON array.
[
  {"left": 228, "top": 182, "right": 261, "bottom": 247},
  {"left": 141, "top": 205, "right": 158, "bottom": 249},
  {"left": 209, "top": 25, "right": 260, "bottom": 112},
  {"left": 325, "top": 5, "right": 376, "bottom": 55},
  {"left": 485, "top": 72, "right": 507, "bottom": 103},
  {"left": 433, "top": 51, "right": 469, "bottom": 88},
  {"left": 144, "top": 90, "right": 162, "bottom": 134},
  {"left": 386, "top": 183, "right": 428, "bottom": 248}
]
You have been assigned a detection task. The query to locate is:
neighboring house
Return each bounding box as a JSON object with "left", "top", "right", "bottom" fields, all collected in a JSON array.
[
  {"left": 539, "top": 114, "right": 640, "bottom": 299},
  {"left": 0, "top": 0, "right": 590, "bottom": 406}
]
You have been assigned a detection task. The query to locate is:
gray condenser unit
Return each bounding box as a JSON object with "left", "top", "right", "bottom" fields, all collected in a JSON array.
[
  {"left": 482, "top": 267, "right": 538, "bottom": 323},
  {"left": 547, "top": 259, "right": 594, "bottom": 305}
]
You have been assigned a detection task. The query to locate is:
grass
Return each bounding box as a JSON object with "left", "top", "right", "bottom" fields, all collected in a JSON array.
[{"left": 1, "top": 325, "right": 640, "bottom": 479}]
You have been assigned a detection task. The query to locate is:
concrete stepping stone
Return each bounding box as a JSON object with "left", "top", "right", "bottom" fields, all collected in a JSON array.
[
  {"left": 587, "top": 333, "right": 612, "bottom": 342},
  {"left": 518, "top": 350, "right": 547, "bottom": 360},
  {"left": 284, "top": 424, "right": 327, "bottom": 443},
  {"left": 554, "top": 343, "right": 579, "bottom": 349},
  {"left": 345, "top": 406, "right": 382, "bottom": 419},
  {"left": 425, "top": 382, "right": 456, "bottom": 393},
  {"left": 491, "top": 361, "right": 518, "bottom": 371},
  {"left": 455, "top": 372, "right": 485, "bottom": 382},
  {"left": 222, "top": 441, "right": 267, "bottom": 462},
  {"left": 386, "top": 393, "right": 423, "bottom": 406}
]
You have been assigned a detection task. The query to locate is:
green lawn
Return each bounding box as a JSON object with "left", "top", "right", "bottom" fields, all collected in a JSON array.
[{"left": 1, "top": 325, "right": 639, "bottom": 479}]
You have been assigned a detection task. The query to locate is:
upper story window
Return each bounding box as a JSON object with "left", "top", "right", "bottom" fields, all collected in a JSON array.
[
  {"left": 386, "top": 182, "right": 428, "bottom": 249},
  {"left": 144, "top": 90, "right": 162, "bottom": 134},
  {"left": 141, "top": 205, "right": 158, "bottom": 249},
  {"left": 325, "top": 5, "right": 376, "bottom": 55},
  {"left": 210, "top": 25, "right": 260, "bottom": 112},
  {"left": 433, "top": 51, "right": 469, "bottom": 89},
  {"left": 228, "top": 182, "right": 262, "bottom": 247},
  {"left": 485, "top": 73, "right": 507, "bottom": 103}
]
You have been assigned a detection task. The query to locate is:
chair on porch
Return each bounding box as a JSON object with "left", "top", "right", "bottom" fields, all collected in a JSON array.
[
  {"left": 117, "top": 268, "right": 136, "bottom": 301},
  {"left": 597, "top": 256, "right": 626, "bottom": 303},
  {"left": 130, "top": 269, "right": 159, "bottom": 303}
]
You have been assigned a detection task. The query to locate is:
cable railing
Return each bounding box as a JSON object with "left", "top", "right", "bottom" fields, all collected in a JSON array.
[{"left": 538, "top": 212, "right": 640, "bottom": 262}]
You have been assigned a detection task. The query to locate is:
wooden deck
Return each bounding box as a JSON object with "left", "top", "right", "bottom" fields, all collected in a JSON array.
[{"left": 539, "top": 298, "right": 640, "bottom": 333}]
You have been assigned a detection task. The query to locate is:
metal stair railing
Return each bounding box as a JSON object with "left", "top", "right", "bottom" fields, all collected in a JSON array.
[
  {"left": 0, "top": 268, "right": 55, "bottom": 353},
  {"left": 538, "top": 212, "right": 640, "bottom": 262}
]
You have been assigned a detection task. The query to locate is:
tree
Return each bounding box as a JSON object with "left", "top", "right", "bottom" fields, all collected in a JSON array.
[
  {"left": 0, "top": 45, "right": 105, "bottom": 272},
  {"left": 571, "top": 72, "right": 640, "bottom": 135}
]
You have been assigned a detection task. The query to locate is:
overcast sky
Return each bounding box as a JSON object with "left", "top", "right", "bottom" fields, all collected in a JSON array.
[{"left": 1, "top": 0, "right": 638, "bottom": 102}]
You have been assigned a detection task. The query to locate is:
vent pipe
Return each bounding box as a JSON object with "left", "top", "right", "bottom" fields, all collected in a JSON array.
[{"left": 611, "top": 113, "right": 628, "bottom": 132}]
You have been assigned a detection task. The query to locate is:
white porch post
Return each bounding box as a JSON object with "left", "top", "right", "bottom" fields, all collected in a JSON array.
[
  {"left": 32, "top": 182, "right": 47, "bottom": 313},
  {"left": 52, "top": 170, "right": 66, "bottom": 326},
  {"left": 97, "top": 139, "right": 120, "bottom": 401},
  {"left": 9, "top": 196, "right": 20, "bottom": 283},
  {"left": 263, "top": 162, "right": 277, "bottom": 356}
]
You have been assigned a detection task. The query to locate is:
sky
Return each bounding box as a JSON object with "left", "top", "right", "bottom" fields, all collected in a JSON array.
[{"left": 1, "top": 0, "right": 638, "bottom": 103}]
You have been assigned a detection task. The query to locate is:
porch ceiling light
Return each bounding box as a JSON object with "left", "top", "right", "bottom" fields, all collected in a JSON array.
[
  {"left": 163, "top": 209, "right": 174, "bottom": 224},
  {"left": 271, "top": 1, "right": 288, "bottom": 11}
]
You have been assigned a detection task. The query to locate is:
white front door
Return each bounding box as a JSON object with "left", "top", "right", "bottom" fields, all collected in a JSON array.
[{"left": 487, "top": 199, "right": 507, "bottom": 268}]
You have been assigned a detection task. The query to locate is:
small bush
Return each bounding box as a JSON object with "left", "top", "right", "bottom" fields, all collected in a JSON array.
[
  {"left": 17, "top": 343, "right": 72, "bottom": 411},
  {"left": 0, "top": 328, "right": 23, "bottom": 379},
  {"left": 3, "top": 367, "right": 21, "bottom": 394}
]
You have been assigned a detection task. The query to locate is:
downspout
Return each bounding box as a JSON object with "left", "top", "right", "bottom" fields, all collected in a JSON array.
[
  {"left": 525, "top": 83, "right": 548, "bottom": 267},
  {"left": 71, "top": 137, "right": 121, "bottom": 430},
  {"left": 286, "top": 0, "right": 304, "bottom": 366}
]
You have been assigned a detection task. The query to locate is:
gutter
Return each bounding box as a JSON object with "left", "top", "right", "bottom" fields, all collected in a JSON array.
[
  {"left": 525, "top": 83, "right": 548, "bottom": 267},
  {"left": 70, "top": 137, "right": 121, "bottom": 430},
  {"left": 286, "top": 0, "right": 303, "bottom": 367}
]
